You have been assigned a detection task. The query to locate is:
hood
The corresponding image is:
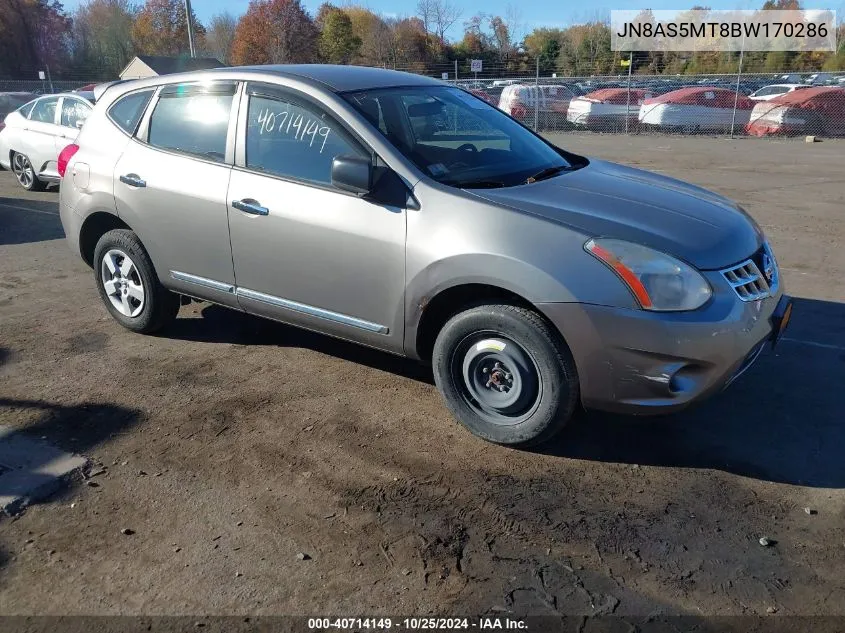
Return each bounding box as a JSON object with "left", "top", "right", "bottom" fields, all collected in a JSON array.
[{"left": 469, "top": 159, "right": 763, "bottom": 270}]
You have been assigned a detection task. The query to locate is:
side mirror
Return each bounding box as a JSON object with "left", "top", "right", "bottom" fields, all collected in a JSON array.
[{"left": 331, "top": 154, "right": 372, "bottom": 196}]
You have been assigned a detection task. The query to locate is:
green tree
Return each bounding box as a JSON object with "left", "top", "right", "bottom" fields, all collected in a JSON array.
[
  {"left": 763, "top": 50, "right": 792, "bottom": 72},
  {"left": 71, "top": 0, "right": 136, "bottom": 78},
  {"left": 318, "top": 7, "right": 361, "bottom": 63}
]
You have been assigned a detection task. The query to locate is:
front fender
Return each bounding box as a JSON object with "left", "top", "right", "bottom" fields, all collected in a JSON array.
[{"left": 402, "top": 250, "right": 638, "bottom": 357}]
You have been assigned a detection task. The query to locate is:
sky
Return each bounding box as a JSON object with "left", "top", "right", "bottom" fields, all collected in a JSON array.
[{"left": 61, "top": 0, "right": 844, "bottom": 42}]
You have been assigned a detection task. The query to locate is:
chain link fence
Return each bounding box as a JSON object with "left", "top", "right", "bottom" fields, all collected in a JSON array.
[
  {"left": 3, "top": 67, "right": 845, "bottom": 138},
  {"left": 443, "top": 71, "right": 845, "bottom": 138}
]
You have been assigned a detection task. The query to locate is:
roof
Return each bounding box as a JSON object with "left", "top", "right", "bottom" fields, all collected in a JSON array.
[
  {"left": 644, "top": 86, "right": 754, "bottom": 109},
  {"left": 27, "top": 91, "right": 94, "bottom": 102},
  {"left": 759, "top": 84, "right": 805, "bottom": 89},
  {"left": 133, "top": 55, "right": 223, "bottom": 75},
  {"left": 578, "top": 88, "right": 652, "bottom": 104},
  {"left": 220, "top": 64, "right": 442, "bottom": 92},
  {"left": 769, "top": 86, "right": 845, "bottom": 106},
  {"left": 99, "top": 65, "right": 446, "bottom": 107}
]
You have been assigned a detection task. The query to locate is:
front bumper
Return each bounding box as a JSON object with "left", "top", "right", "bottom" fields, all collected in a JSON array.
[{"left": 538, "top": 278, "right": 788, "bottom": 415}]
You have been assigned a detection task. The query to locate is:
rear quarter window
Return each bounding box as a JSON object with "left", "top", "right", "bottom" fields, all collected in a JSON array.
[
  {"left": 16, "top": 100, "right": 37, "bottom": 118},
  {"left": 108, "top": 89, "right": 154, "bottom": 135}
]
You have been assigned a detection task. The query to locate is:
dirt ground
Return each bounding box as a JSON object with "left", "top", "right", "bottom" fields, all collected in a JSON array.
[{"left": 0, "top": 134, "right": 844, "bottom": 617}]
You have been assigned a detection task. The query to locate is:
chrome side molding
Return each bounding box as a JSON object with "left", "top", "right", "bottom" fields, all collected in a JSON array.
[
  {"left": 169, "top": 270, "right": 389, "bottom": 335},
  {"left": 170, "top": 270, "right": 235, "bottom": 294},
  {"left": 237, "top": 287, "right": 389, "bottom": 334}
]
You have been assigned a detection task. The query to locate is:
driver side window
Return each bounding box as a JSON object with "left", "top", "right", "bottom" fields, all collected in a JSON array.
[{"left": 245, "top": 92, "right": 365, "bottom": 186}]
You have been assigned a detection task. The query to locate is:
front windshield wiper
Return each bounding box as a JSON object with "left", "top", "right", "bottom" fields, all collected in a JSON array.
[
  {"left": 526, "top": 165, "right": 571, "bottom": 184},
  {"left": 450, "top": 180, "right": 506, "bottom": 189}
]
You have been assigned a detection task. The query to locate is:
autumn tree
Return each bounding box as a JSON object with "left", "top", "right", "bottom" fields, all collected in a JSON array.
[
  {"left": 132, "top": 0, "right": 205, "bottom": 57},
  {"left": 317, "top": 5, "right": 361, "bottom": 63},
  {"left": 384, "top": 17, "right": 429, "bottom": 68},
  {"left": 204, "top": 12, "right": 237, "bottom": 64},
  {"left": 71, "top": 0, "right": 136, "bottom": 77},
  {"left": 345, "top": 7, "right": 393, "bottom": 66},
  {"left": 454, "top": 15, "right": 487, "bottom": 58},
  {"left": 0, "top": 0, "right": 72, "bottom": 77},
  {"left": 231, "top": 0, "right": 318, "bottom": 65},
  {"left": 489, "top": 16, "right": 514, "bottom": 59}
]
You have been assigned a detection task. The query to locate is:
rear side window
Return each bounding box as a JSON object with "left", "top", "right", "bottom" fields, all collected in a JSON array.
[
  {"left": 30, "top": 98, "right": 58, "bottom": 123},
  {"left": 147, "top": 83, "right": 236, "bottom": 163},
  {"left": 108, "top": 89, "right": 154, "bottom": 135}
]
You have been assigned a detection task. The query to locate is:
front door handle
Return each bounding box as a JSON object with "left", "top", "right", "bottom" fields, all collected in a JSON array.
[
  {"left": 232, "top": 199, "right": 269, "bottom": 216},
  {"left": 119, "top": 174, "right": 146, "bottom": 188}
]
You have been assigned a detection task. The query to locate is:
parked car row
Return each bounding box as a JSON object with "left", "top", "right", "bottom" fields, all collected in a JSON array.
[{"left": 552, "top": 83, "right": 845, "bottom": 137}]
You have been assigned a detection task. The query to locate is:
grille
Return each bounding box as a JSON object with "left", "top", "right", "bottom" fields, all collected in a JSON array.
[{"left": 721, "top": 243, "right": 779, "bottom": 302}]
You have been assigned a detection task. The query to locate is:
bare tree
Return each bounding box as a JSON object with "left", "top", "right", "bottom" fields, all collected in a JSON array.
[
  {"left": 431, "top": 0, "right": 461, "bottom": 42},
  {"left": 416, "top": 0, "right": 434, "bottom": 36},
  {"left": 505, "top": 3, "right": 524, "bottom": 48},
  {"left": 205, "top": 12, "right": 236, "bottom": 63},
  {"left": 417, "top": 0, "right": 461, "bottom": 42}
]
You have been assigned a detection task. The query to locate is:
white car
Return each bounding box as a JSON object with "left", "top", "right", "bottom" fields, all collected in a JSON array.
[
  {"left": 0, "top": 91, "right": 94, "bottom": 190},
  {"left": 748, "top": 84, "right": 808, "bottom": 101},
  {"left": 498, "top": 84, "right": 576, "bottom": 125}
]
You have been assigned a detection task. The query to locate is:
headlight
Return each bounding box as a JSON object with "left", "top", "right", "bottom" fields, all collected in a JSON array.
[{"left": 584, "top": 238, "right": 712, "bottom": 311}]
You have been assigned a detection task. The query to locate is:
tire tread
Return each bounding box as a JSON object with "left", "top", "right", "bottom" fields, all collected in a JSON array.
[{"left": 432, "top": 302, "right": 579, "bottom": 447}]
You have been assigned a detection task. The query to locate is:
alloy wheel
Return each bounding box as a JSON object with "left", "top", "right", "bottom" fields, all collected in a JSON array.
[
  {"left": 12, "top": 153, "right": 34, "bottom": 189},
  {"left": 100, "top": 249, "right": 145, "bottom": 317}
]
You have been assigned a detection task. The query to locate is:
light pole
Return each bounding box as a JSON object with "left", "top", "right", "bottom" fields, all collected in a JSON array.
[{"left": 184, "top": 0, "right": 196, "bottom": 58}]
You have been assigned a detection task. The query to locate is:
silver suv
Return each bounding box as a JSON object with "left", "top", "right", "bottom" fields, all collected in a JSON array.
[{"left": 59, "top": 65, "right": 792, "bottom": 446}]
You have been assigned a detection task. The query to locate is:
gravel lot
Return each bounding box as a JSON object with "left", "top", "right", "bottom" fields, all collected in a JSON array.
[{"left": 0, "top": 135, "right": 844, "bottom": 617}]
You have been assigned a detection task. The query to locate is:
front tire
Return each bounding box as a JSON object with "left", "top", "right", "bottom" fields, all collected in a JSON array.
[
  {"left": 432, "top": 304, "right": 579, "bottom": 446},
  {"left": 11, "top": 152, "right": 47, "bottom": 191},
  {"left": 93, "top": 229, "right": 180, "bottom": 333}
]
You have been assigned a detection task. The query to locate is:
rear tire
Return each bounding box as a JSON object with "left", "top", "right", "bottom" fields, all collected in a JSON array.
[
  {"left": 432, "top": 304, "right": 579, "bottom": 447},
  {"left": 93, "top": 229, "right": 180, "bottom": 333},
  {"left": 11, "top": 152, "right": 47, "bottom": 191}
]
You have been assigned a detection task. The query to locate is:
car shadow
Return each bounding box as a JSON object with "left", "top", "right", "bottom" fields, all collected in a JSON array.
[
  {"left": 542, "top": 296, "right": 845, "bottom": 488},
  {"left": 0, "top": 350, "right": 143, "bottom": 518},
  {"left": 163, "top": 298, "right": 845, "bottom": 488},
  {"left": 162, "top": 303, "right": 435, "bottom": 385},
  {"left": 0, "top": 196, "right": 64, "bottom": 246}
]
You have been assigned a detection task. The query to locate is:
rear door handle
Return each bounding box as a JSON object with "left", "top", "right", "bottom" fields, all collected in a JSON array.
[
  {"left": 119, "top": 174, "right": 146, "bottom": 188},
  {"left": 232, "top": 199, "right": 269, "bottom": 216}
]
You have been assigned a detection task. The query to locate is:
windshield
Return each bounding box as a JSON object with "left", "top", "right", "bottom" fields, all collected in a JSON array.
[{"left": 343, "top": 86, "right": 583, "bottom": 188}]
